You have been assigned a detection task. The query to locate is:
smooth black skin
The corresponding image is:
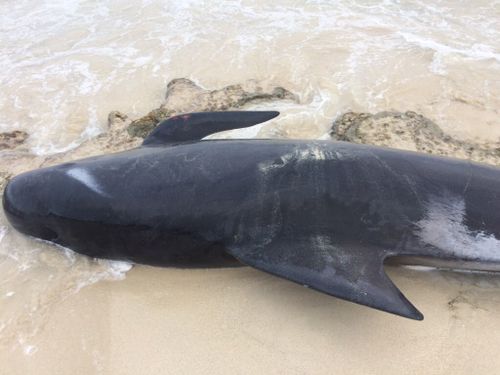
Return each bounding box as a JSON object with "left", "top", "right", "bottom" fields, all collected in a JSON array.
[
  {"left": 4, "top": 112, "right": 500, "bottom": 320},
  {"left": 143, "top": 111, "right": 280, "bottom": 146}
]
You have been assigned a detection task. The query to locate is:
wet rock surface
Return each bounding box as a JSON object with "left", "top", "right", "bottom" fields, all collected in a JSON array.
[
  {"left": 0, "top": 172, "right": 12, "bottom": 194},
  {"left": 0, "top": 131, "right": 28, "bottom": 150},
  {"left": 330, "top": 111, "right": 500, "bottom": 165},
  {"left": 127, "top": 78, "right": 297, "bottom": 138}
]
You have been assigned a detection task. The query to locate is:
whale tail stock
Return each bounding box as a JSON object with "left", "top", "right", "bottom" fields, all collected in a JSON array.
[
  {"left": 227, "top": 240, "right": 423, "bottom": 320},
  {"left": 142, "top": 111, "right": 279, "bottom": 146}
]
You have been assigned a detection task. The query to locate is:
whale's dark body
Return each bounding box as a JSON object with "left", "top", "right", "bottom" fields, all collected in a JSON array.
[{"left": 4, "top": 111, "right": 500, "bottom": 320}]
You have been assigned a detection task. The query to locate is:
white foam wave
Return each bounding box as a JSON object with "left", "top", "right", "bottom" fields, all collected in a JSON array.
[{"left": 399, "top": 32, "right": 500, "bottom": 62}]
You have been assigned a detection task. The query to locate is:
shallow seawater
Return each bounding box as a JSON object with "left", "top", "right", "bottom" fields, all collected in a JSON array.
[
  {"left": 1, "top": 0, "right": 499, "bottom": 153},
  {"left": 0, "top": 0, "right": 500, "bottom": 374},
  {"left": 0, "top": 212, "right": 131, "bottom": 356}
]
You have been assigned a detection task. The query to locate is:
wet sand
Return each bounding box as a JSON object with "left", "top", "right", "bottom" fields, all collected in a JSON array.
[{"left": 3, "top": 265, "right": 500, "bottom": 374}]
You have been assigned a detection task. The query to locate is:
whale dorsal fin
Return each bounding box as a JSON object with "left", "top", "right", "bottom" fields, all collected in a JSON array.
[
  {"left": 227, "top": 239, "right": 423, "bottom": 320},
  {"left": 142, "top": 111, "right": 279, "bottom": 146}
]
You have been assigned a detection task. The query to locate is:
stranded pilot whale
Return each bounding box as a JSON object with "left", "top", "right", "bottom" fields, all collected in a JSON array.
[{"left": 4, "top": 111, "right": 500, "bottom": 320}]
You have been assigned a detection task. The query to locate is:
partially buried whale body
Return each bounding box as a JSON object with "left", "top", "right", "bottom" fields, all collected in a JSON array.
[{"left": 4, "top": 111, "right": 500, "bottom": 320}]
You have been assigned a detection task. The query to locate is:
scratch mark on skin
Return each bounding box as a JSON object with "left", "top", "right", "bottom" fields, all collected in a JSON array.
[
  {"left": 248, "top": 145, "right": 338, "bottom": 248},
  {"left": 463, "top": 162, "right": 472, "bottom": 195},
  {"left": 66, "top": 167, "right": 109, "bottom": 197},
  {"left": 257, "top": 144, "right": 336, "bottom": 174}
]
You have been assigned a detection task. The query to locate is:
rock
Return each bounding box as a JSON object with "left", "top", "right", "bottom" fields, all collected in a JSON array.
[
  {"left": 127, "top": 78, "right": 297, "bottom": 138},
  {"left": 51, "top": 110, "right": 140, "bottom": 164},
  {"left": 29, "top": 110, "right": 138, "bottom": 169},
  {"left": 127, "top": 108, "right": 174, "bottom": 138},
  {"left": 0, "top": 131, "right": 28, "bottom": 150},
  {"left": 107, "top": 111, "right": 129, "bottom": 128},
  {"left": 0, "top": 171, "right": 12, "bottom": 194},
  {"left": 330, "top": 111, "right": 500, "bottom": 165}
]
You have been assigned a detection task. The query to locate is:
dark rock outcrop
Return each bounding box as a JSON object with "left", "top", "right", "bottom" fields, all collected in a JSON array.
[
  {"left": 0, "top": 131, "right": 28, "bottom": 150},
  {"left": 331, "top": 111, "right": 500, "bottom": 165}
]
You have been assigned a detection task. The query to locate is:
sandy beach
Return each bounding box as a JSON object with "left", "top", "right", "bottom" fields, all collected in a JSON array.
[
  {"left": 3, "top": 265, "right": 500, "bottom": 374},
  {"left": 1, "top": 0, "right": 500, "bottom": 374}
]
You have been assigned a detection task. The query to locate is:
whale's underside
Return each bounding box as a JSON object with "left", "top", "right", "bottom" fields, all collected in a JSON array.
[{"left": 4, "top": 111, "right": 500, "bottom": 320}]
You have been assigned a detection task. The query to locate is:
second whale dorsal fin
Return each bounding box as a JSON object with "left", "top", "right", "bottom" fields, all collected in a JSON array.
[{"left": 142, "top": 111, "right": 279, "bottom": 146}]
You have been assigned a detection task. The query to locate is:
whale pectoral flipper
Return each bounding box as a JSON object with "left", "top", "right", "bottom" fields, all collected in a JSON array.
[
  {"left": 227, "top": 241, "right": 423, "bottom": 320},
  {"left": 142, "top": 111, "right": 279, "bottom": 146}
]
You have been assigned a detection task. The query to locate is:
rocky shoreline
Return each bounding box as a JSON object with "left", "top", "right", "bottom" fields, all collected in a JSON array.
[
  {"left": 1, "top": 78, "right": 499, "bottom": 192},
  {"left": 331, "top": 111, "right": 500, "bottom": 165}
]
